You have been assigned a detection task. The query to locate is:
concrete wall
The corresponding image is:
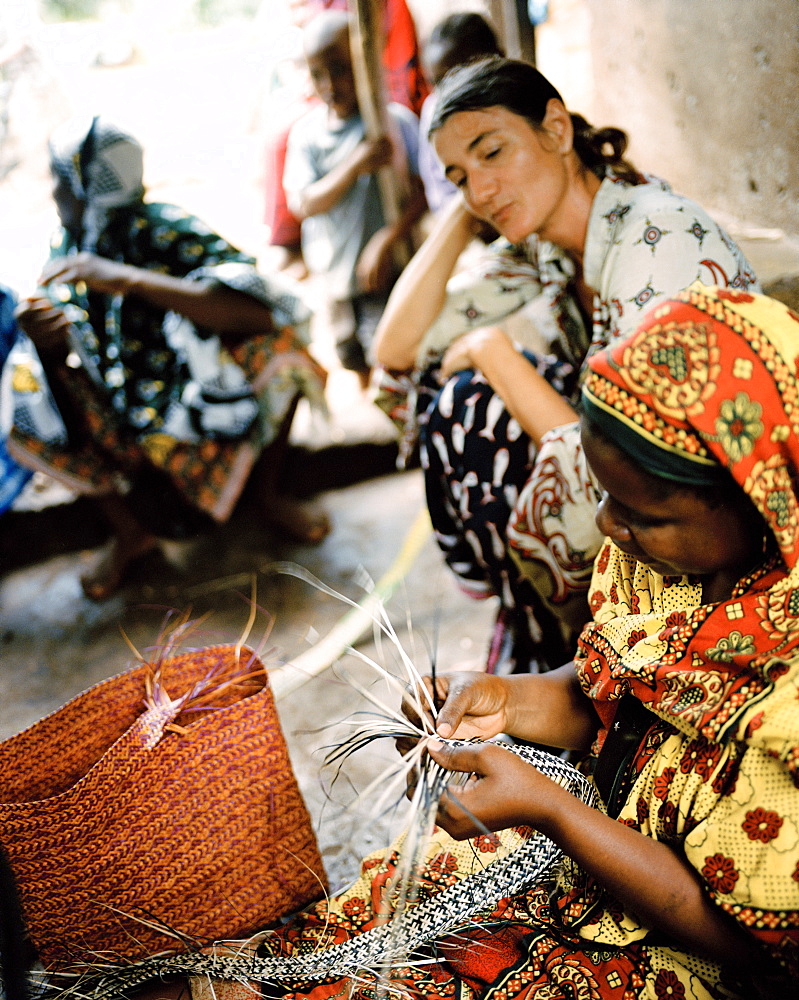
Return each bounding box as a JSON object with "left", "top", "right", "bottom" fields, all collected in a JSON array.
[{"left": 584, "top": 0, "right": 799, "bottom": 235}]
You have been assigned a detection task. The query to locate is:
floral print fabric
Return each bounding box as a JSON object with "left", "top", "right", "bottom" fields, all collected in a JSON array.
[
  {"left": 576, "top": 284, "right": 799, "bottom": 980},
  {"left": 241, "top": 789, "right": 771, "bottom": 999}
]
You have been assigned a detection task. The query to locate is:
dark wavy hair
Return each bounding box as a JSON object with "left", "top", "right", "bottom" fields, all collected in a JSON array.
[{"left": 428, "top": 56, "right": 640, "bottom": 185}]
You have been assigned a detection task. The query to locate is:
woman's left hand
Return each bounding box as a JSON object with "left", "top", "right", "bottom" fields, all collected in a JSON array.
[
  {"left": 439, "top": 326, "right": 511, "bottom": 379},
  {"left": 427, "top": 739, "right": 563, "bottom": 840},
  {"left": 40, "top": 252, "right": 134, "bottom": 296}
]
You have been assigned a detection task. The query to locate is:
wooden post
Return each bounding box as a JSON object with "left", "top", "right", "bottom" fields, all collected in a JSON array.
[
  {"left": 347, "top": 0, "right": 411, "bottom": 266},
  {"left": 488, "top": 0, "right": 537, "bottom": 64}
]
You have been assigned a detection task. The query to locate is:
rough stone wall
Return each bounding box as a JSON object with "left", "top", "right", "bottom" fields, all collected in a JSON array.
[{"left": 584, "top": 0, "right": 799, "bottom": 235}]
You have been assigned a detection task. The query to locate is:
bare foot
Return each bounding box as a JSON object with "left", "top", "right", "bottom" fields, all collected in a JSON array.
[
  {"left": 262, "top": 493, "right": 331, "bottom": 545},
  {"left": 80, "top": 532, "right": 158, "bottom": 601}
]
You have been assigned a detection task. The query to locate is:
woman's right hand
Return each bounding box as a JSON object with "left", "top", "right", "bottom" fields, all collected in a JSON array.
[{"left": 402, "top": 670, "right": 511, "bottom": 742}]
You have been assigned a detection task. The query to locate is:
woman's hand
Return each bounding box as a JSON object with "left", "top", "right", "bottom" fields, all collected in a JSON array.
[
  {"left": 439, "top": 325, "right": 510, "bottom": 379},
  {"left": 39, "top": 253, "right": 134, "bottom": 296},
  {"left": 428, "top": 740, "right": 563, "bottom": 839},
  {"left": 402, "top": 670, "right": 512, "bottom": 743},
  {"left": 14, "top": 296, "right": 72, "bottom": 355},
  {"left": 438, "top": 326, "right": 578, "bottom": 447}
]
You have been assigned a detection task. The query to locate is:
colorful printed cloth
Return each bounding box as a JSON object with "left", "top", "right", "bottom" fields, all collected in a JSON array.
[
  {"left": 238, "top": 809, "right": 767, "bottom": 999},
  {"left": 575, "top": 284, "right": 799, "bottom": 984},
  {"left": 398, "top": 174, "right": 759, "bottom": 653},
  {"left": 6, "top": 119, "right": 325, "bottom": 527}
]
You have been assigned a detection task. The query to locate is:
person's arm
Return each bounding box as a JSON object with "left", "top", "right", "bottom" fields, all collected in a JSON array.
[
  {"left": 34, "top": 253, "right": 274, "bottom": 340},
  {"left": 438, "top": 325, "right": 578, "bottom": 447},
  {"left": 287, "top": 135, "right": 392, "bottom": 220},
  {"left": 372, "top": 196, "right": 478, "bottom": 370},
  {"left": 428, "top": 739, "right": 756, "bottom": 968}
]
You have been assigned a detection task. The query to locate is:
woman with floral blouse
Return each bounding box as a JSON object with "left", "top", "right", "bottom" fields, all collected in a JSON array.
[{"left": 373, "top": 56, "right": 759, "bottom": 672}]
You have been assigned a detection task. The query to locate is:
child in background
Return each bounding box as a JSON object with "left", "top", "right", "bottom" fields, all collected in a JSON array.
[
  {"left": 284, "top": 10, "right": 426, "bottom": 387},
  {"left": 260, "top": 0, "right": 428, "bottom": 281},
  {"left": 417, "top": 12, "right": 503, "bottom": 215}
]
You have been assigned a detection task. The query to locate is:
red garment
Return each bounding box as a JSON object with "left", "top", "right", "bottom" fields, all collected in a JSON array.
[{"left": 263, "top": 97, "right": 315, "bottom": 248}]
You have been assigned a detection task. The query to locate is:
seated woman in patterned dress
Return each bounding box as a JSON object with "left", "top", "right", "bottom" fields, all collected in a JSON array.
[
  {"left": 372, "top": 56, "right": 759, "bottom": 672},
  {"left": 9, "top": 117, "right": 329, "bottom": 600},
  {"left": 128, "top": 285, "right": 798, "bottom": 1000}
]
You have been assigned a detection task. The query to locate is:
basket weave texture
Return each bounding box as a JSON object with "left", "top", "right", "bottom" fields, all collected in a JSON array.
[{"left": 0, "top": 644, "right": 327, "bottom": 971}]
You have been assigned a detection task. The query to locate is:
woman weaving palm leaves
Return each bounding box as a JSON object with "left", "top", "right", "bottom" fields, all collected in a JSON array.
[{"left": 52, "top": 286, "right": 799, "bottom": 996}]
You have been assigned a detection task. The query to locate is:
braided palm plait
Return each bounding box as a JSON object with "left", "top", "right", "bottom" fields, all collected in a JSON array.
[{"left": 43, "top": 745, "right": 596, "bottom": 999}]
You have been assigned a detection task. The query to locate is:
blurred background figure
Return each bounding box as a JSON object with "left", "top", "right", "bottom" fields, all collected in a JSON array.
[
  {"left": 10, "top": 116, "right": 329, "bottom": 600},
  {"left": 283, "top": 10, "right": 426, "bottom": 389},
  {"left": 417, "top": 11, "right": 503, "bottom": 216},
  {"left": 259, "top": 0, "right": 427, "bottom": 281}
]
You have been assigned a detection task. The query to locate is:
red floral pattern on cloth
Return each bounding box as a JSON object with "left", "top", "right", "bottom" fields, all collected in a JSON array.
[
  {"left": 254, "top": 825, "right": 737, "bottom": 999},
  {"left": 574, "top": 286, "right": 799, "bottom": 981}
]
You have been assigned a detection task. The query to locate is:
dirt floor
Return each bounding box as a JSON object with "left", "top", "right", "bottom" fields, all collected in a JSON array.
[{"left": 0, "top": 461, "right": 499, "bottom": 889}]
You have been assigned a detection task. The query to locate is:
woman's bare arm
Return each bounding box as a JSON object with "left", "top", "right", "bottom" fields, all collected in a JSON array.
[
  {"left": 372, "top": 196, "right": 477, "bottom": 370},
  {"left": 439, "top": 325, "right": 578, "bottom": 447},
  {"left": 37, "top": 253, "right": 274, "bottom": 340}
]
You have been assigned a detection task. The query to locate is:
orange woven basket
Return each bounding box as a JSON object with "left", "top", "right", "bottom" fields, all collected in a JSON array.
[{"left": 0, "top": 644, "right": 327, "bottom": 971}]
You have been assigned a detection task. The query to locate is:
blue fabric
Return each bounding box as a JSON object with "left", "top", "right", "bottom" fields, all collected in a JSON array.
[{"left": 0, "top": 286, "right": 33, "bottom": 513}]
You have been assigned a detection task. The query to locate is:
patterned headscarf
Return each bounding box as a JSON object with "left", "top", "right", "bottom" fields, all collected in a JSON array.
[
  {"left": 48, "top": 116, "right": 144, "bottom": 249},
  {"left": 576, "top": 283, "right": 799, "bottom": 782}
]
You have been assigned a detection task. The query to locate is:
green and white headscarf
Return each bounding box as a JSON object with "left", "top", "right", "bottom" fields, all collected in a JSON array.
[{"left": 48, "top": 116, "right": 144, "bottom": 249}]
